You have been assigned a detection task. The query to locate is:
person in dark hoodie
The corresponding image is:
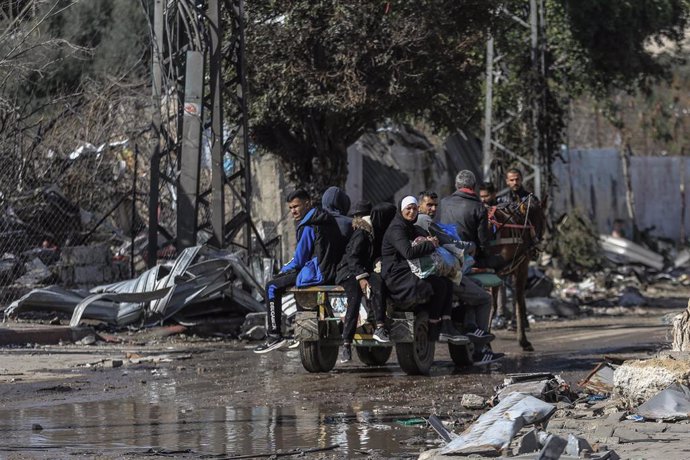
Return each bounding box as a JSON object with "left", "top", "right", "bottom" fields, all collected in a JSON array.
[
  {"left": 336, "top": 201, "right": 397, "bottom": 363},
  {"left": 254, "top": 189, "right": 347, "bottom": 353},
  {"left": 322, "top": 186, "right": 353, "bottom": 241},
  {"left": 381, "top": 196, "right": 467, "bottom": 344}
]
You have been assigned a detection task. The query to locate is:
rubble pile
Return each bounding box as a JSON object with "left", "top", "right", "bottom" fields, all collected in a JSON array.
[
  {"left": 420, "top": 353, "right": 690, "bottom": 459},
  {"left": 3, "top": 245, "right": 267, "bottom": 331}
]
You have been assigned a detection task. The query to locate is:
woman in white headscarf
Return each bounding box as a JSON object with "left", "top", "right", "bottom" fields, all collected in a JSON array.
[{"left": 380, "top": 196, "right": 465, "bottom": 343}]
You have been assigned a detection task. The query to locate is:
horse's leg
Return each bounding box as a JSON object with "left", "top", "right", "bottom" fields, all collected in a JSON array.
[{"left": 514, "top": 260, "right": 533, "bottom": 351}]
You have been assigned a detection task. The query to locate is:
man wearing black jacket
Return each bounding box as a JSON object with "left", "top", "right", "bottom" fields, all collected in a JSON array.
[{"left": 437, "top": 170, "right": 502, "bottom": 270}]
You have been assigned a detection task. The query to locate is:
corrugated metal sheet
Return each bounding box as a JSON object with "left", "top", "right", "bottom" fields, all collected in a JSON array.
[
  {"left": 552, "top": 149, "right": 689, "bottom": 240},
  {"left": 362, "top": 155, "right": 409, "bottom": 203},
  {"left": 444, "top": 130, "right": 483, "bottom": 181}
]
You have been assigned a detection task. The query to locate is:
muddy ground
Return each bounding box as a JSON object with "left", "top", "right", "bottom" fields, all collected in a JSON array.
[{"left": 0, "top": 283, "right": 688, "bottom": 459}]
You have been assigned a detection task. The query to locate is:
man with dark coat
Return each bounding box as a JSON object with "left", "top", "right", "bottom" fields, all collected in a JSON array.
[
  {"left": 437, "top": 170, "right": 501, "bottom": 269},
  {"left": 254, "top": 189, "right": 347, "bottom": 353},
  {"left": 336, "top": 201, "right": 396, "bottom": 363}
]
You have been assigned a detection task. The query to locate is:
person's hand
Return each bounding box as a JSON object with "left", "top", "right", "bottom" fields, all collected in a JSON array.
[
  {"left": 359, "top": 278, "right": 370, "bottom": 295},
  {"left": 427, "top": 236, "right": 439, "bottom": 247}
]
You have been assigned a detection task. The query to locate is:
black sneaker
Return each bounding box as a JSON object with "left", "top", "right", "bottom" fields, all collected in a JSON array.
[
  {"left": 373, "top": 327, "right": 390, "bottom": 343},
  {"left": 465, "top": 328, "right": 495, "bottom": 344},
  {"left": 438, "top": 321, "right": 470, "bottom": 345},
  {"left": 473, "top": 350, "right": 505, "bottom": 366},
  {"left": 253, "top": 335, "right": 287, "bottom": 354},
  {"left": 340, "top": 345, "right": 352, "bottom": 363}
]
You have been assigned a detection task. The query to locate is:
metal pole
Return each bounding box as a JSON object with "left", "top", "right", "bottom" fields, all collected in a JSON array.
[
  {"left": 237, "top": 0, "right": 252, "bottom": 254},
  {"left": 132, "top": 143, "right": 139, "bottom": 277},
  {"left": 209, "top": 0, "right": 225, "bottom": 248},
  {"left": 482, "top": 36, "right": 494, "bottom": 182}
]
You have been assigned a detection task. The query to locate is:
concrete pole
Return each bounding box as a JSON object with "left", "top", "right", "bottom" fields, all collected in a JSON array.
[
  {"left": 529, "top": 0, "right": 542, "bottom": 197},
  {"left": 482, "top": 36, "right": 494, "bottom": 182},
  {"left": 208, "top": 0, "right": 226, "bottom": 249}
]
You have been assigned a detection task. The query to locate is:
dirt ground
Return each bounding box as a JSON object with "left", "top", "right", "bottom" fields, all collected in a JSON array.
[{"left": 0, "top": 284, "right": 688, "bottom": 459}]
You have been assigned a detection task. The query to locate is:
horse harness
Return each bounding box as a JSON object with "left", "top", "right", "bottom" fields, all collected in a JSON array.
[{"left": 487, "top": 196, "right": 538, "bottom": 276}]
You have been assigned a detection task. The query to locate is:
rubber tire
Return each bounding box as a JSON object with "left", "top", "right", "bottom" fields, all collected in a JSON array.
[
  {"left": 449, "top": 341, "right": 475, "bottom": 367},
  {"left": 355, "top": 346, "right": 393, "bottom": 366},
  {"left": 299, "top": 341, "right": 339, "bottom": 373},
  {"left": 395, "top": 311, "right": 435, "bottom": 375}
]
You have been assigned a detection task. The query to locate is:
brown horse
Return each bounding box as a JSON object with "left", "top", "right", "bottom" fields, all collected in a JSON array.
[{"left": 487, "top": 195, "right": 545, "bottom": 351}]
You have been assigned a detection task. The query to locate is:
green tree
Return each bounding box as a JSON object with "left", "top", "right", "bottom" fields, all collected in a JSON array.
[
  {"left": 485, "top": 0, "right": 690, "bottom": 197},
  {"left": 244, "top": 0, "right": 498, "bottom": 190}
]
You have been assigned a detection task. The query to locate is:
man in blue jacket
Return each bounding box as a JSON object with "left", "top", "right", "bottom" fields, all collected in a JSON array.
[{"left": 255, "top": 189, "right": 347, "bottom": 353}]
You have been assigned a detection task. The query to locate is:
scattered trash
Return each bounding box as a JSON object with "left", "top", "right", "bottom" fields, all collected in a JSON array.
[
  {"left": 625, "top": 414, "right": 645, "bottom": 422},
  {"left": 395, "top": 417, "right": 427, "bottom": 426},
  {"left": 427, "top": 415, "right": 456, "bottom": 443},
  {"left": 579, "top": 362, "right": 617, "bottom": 395},
  {"left": 495, "top": 373, "right": 573, "bottom": 403},
  {"left": 618, "top": 286, "right": 646, "bottom": 307},
  {"left": 599, "top": 235, "right": 664, "bottom": 271}
]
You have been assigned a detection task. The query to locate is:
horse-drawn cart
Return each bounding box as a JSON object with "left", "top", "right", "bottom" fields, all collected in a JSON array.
[{"left": 290, "top": 281, "right": 487, "bottom": 375}]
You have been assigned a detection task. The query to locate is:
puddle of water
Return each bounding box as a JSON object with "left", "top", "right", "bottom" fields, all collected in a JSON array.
[{"left": 0, "top": 398, "right": 437, "bottom": 457}]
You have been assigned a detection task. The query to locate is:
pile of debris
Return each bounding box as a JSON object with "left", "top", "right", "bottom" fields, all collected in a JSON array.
[
  {"left": 3, "top": 245, "right": 266, "bottom": 331},
  {"left": 418, "top": 339, "right": 690, "bottom": 459}
]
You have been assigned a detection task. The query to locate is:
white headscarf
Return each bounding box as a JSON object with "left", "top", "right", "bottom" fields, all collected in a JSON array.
[{"left": 400, "top": 196, "right": 418, "bottom": 211}]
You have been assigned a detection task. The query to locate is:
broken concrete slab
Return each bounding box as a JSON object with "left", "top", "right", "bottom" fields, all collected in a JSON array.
[
  {"left": 614, "top": 358, "right": 690, "bottom": 405},
  {"left": 0, "top": 325, "right": 94, "bottom": 346},
  {"left": 460, "top": 394, "right": 485, "bottom": 410}
]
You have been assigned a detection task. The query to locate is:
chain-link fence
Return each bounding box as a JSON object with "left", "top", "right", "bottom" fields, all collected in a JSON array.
[{"left": 0, "top": 136, "right": 152, "bottom": 308}]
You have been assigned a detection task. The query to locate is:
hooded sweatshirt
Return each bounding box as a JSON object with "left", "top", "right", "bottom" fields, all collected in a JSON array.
[
  {"left": 321, "top": 186, "right": 353, "bottom": 241},
  {"left": 281, "top": 203, "right": 347, "bottom": 287}
]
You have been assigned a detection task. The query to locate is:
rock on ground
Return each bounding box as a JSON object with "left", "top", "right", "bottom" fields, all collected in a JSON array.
[{"left": 613, "top": 357, "right": 690, "bottom": 405}]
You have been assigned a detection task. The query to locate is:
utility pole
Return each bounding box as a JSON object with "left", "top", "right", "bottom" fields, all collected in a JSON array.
[
  {"left": 482, "top": 0, "right": 548, "bottom": 199},
  {"left": 529, "top": 0, "right": 542, "bottom": 197},
  {"left": 147, "top": 0, "right": 265, "bottom": 269},
  {"left": 482, "top": 36, "right": 494, "bottom": 181}
]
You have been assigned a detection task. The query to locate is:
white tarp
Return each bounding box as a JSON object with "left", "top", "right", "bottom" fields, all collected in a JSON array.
[{"left": 439, "top": 392, "right": 555, "bottom": 455}]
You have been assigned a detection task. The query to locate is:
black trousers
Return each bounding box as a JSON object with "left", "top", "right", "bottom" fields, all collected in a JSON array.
[
  {"left": 419, "top": 275, "right": 453, "bottom": 320},
  {"left": 341, "top": 273, "right": 387, "bottom": 343},
  {"left": 265, "top": 271, "right": 298, "bottom": 336}
]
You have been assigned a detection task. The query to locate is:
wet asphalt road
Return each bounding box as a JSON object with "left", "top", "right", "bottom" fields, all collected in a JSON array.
[{"left": 0, "top": 305, "right": 680, "bottom": 459}]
